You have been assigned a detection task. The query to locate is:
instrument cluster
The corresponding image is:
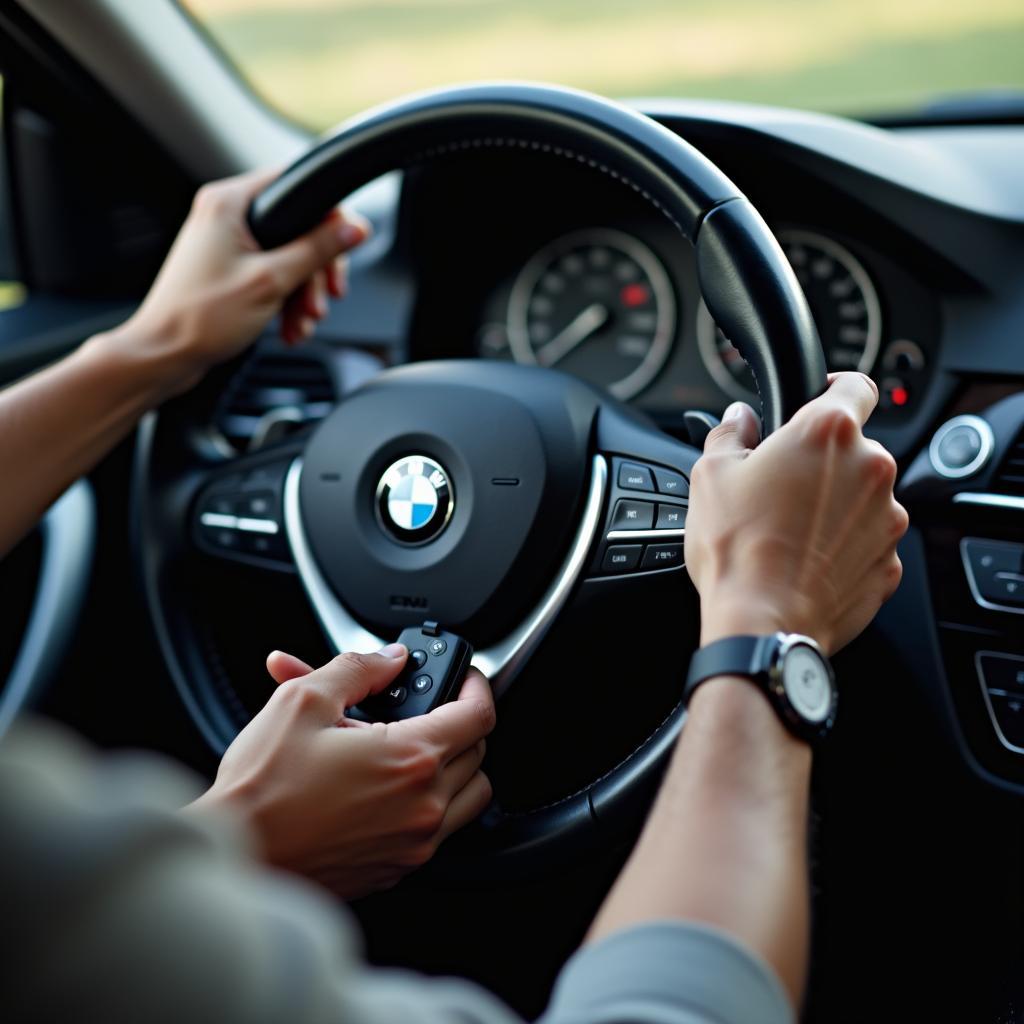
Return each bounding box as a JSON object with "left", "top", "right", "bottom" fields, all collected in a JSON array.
[{"left": 475, "top": 222, "right": 933, "bottom": 418}]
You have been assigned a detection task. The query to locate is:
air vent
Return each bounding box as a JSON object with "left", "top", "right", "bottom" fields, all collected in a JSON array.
[
  {"left": 216, "top": 353, "right": 335, "bottom": 451},
  {"left": 992, "top": 426, "right": 1024, "bottom": 496}
]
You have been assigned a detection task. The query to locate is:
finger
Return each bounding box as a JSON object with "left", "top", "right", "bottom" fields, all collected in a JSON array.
[
  {"left": 808, "top": 371, "right": 879, "bottom": 428},
  {"left": 280, "top": 289, "right": 315, "bottom": 345},
  {"left": 259, "top": 211, "right": 370, "bottom": 295},
  {"left": 326, "top": 255, "right": 346, "bottom": 298},
  {"left": 702, "top": 401, "right": 760, "bottom": 455},
  {"left": 301, "top": 271, "right": 328, "bottom": 321},
  {"left": 440, "top": 739, "right": 486, "bottom": 798},
  {"left": 281, "top": 645, "right": 407, "bottom": 724},
  {"left": 395, "top": 670, "right": 496, "bottom": 762},
  {"left": 266, "top": 650, "right": 314, "bottom": 685},
  {"left": 437, "top": 771, "right": 493, "bottom": 843}
]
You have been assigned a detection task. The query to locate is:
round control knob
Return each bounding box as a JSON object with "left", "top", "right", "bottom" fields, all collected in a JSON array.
[{"left": 928, "top": 414, "right": 994, "bottom": 479}]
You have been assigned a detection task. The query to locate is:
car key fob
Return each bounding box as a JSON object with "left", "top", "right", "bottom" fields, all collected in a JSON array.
[{"left": 353, "top": 621, "right": 473, "bottom": 722}]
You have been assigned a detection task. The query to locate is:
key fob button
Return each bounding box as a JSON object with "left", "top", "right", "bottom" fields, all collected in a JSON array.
[
  {"left": 429, "top": 639, "right": 448, "bottom": 656},
  {"left": 386, "top": 685, "right": 407, "bottom": 706},
  {"left": 412, "top": 674, "right": 433, "bottom": 694},
  {"left": 409, "top": 649, "right": 428, "bottom": 669}
]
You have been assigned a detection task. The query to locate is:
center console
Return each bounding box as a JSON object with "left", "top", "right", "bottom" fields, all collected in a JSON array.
[{"left": 902, "top": 390, "right": 1024, "bottom": 788}]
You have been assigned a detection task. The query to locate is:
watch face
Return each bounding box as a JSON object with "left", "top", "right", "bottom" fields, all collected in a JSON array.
[{"left": 781, "top": 645, "right": 833, "bottom": 723}]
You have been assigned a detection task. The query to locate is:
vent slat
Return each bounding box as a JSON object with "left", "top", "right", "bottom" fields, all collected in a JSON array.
[{"left": 992, "top": 425, "right": 1024, "bottom": 497}]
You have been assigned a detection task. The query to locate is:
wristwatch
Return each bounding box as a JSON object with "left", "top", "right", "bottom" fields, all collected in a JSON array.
[{"left": 683, "top": 633, "right": 837, "bottom": 742}]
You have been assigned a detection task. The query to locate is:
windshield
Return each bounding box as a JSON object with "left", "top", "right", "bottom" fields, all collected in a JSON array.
[{"left": 185, "top": 0, "right": 1024, "bottom": 130}]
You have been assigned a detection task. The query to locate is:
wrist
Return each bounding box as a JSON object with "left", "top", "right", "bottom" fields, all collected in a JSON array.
[
  {"left": 82, "top": 317, "right": 203, "bottom": 405},
  {"left": 699, "top": 591, "right": 827, "bottom": 650}
]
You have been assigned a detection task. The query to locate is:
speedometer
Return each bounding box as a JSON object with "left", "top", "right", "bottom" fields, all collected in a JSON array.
[
  {"left": 506, "top": 228, "right": 676, "bottom": 401},
  {"left": 697, "top": 229, "right": 882, "bottom": 402}
]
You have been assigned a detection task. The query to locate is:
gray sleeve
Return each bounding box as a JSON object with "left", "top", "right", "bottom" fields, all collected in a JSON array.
[
  {"left": 538, "top": 921, "right": 794, "bottom": 1024},
  {"left": 0, "top": 721, "right": 522, "bottom": 1024}
]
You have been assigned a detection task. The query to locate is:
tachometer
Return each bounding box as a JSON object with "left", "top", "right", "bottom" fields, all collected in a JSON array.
[
  {"left": 505, "top": 228, "right": 676, "bottom": 401},
  {"left": 697, "top": 229, "right": 882, "bottom": 402}
]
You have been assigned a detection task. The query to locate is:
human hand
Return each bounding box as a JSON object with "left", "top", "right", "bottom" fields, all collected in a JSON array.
[
  {"left": 109, "top": 167, "right": 369, "bottom": 396},
  {"left": 192, "top": 646, "right": 495, "bottom": 899},
  {"left": 684, "top": 372, "right": 908, "bottom": 655}
]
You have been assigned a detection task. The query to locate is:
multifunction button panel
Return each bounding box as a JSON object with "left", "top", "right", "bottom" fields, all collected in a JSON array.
[
  {"left": 961, "top": 538, "right": 1024, "bottom": 614},
  {"left": 193, "top": 458, "right": 291, "bottom": 568},
  {"left": 591, "top": 457, "right": 689, "bottom": 578}
]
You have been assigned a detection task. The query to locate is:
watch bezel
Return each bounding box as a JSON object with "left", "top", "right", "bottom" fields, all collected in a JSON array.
[{"left": 764, "top": 632, "right": 838, "bottom": 741}]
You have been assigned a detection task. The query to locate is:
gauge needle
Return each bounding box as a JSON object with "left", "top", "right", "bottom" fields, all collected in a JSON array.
[{"left": 535, "top": 304, "right": 609, "bottom": 367}]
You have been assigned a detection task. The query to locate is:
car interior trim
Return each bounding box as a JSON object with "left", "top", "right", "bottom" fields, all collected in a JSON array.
[
  {"left": 606, "top": 528, "right": 685, "bottom": 541},
  {"left": 0, "top": 479, "right": 96, "bottom": 737},
  {"left": 953, "top": 491, "right": 1024, "bottom": 512}
]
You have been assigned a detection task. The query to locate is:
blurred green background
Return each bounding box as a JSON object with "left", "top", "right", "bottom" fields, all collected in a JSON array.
[{"left": 186, "top": 0, "right": 1024, "bottom": 129}]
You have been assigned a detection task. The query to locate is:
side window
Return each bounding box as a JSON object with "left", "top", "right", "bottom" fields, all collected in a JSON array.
[{"left": 0, "top": 75, "right": 26, "bottom": 313}]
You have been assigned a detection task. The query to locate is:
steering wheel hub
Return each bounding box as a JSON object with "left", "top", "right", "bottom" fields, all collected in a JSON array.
[{"left": 299, "top": 360, "right": 597, "bottom": 643}]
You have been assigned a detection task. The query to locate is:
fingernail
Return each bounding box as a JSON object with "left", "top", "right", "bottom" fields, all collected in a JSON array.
[
  {"left": 338, "top": 221, "right": 365, "bottom": 248},
  {"left": 298, "top": 316, "right": 315, "bottom": 338},
  {"left": 723, "top": 402, "right": 746, "bottom": 421},
  {"left": 378, "top": 643, "right": 407, "bottom": 659}
]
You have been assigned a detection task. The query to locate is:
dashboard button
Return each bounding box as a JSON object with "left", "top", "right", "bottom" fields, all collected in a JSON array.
[
  {"left": 602, "top": 545, "right": 642, "bottom": 573},
  {"left": 962, "top": 538, "right": 1024, "bottom": 610},
  {"left": 990, "top": 572, "right": 1024, "bottom": 605},
  {"left": 239, "top": 491, "right": 276, "bottom": 518},
  {"left": 988, "top": 693, "right": 1024, "bottom": 751},
  {"left": 641, "top": 543, "right": 684, "bottom": 570},
  {"left": 618, "top": 462, "right": 655, "bottom": 492},
  {"left": 653, "top": 468, "right": 688, "bottom": 497},
  {"left": 978, "top": 653, "right": 1024, "bottom": 695},
  {"left": 655, "top": 504, "right": 687, "bottom": 529},
  {"left": 929, "top": 415, "right": 994, "bottom": 479},
  {"left": 610, "top": 499, "right": 655, "bottom": 530}
]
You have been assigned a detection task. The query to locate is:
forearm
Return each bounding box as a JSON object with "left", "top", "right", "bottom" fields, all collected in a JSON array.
[
  {"left": 0, "top": 325, "right": 183, "bottom": 556},
  {"left": 587, "top": 677, "right": 812, "bottom": 1008}
]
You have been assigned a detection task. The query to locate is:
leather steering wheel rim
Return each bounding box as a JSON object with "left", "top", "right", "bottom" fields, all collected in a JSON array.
[{"left": 137, "top": 82, "right": 827, "bottom": 882}]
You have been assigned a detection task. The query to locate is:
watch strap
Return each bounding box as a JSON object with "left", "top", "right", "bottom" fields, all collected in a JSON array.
[{"left": 683, "top": 635, "right": 772, "bottom": 706}]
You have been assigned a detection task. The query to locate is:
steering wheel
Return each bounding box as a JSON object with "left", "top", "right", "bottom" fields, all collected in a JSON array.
[{"left": 136, "top": 83, "right": 825, "bottom": 878}]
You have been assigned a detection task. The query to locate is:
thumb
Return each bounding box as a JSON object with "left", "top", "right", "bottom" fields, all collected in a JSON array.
[
  {"left": 266, "top": 650, "right": 314, "bottom": 685},
  {"left": 283, "top": 645, "right": 407, "bottom": 725},
  {"left": 702, "top": 401, "right": 761, "bottom": 455}
]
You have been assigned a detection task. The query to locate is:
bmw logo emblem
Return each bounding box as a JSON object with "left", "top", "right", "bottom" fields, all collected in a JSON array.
[{"left": 376, "top": 455, "right": 454, "bottom": 544}]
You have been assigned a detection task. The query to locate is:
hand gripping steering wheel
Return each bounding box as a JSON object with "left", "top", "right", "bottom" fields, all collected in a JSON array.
[{"left": 135, "top": 83, "right": 825, "bottom": 878}]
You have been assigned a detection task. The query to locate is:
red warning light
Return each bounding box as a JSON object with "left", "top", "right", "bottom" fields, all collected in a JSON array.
[
  {"left": 890, "top": 386, "right": 909, "bottom": 407},
  {"left": 620, "top": 283, "right": 650, "bottom": 308}
]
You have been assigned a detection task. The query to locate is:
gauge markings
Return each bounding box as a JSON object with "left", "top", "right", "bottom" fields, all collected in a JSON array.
[
  {"left": 505, "top": 228, "right": 676, "bottom": 401},
  {"left": 697, "top": 229, "right": 882, "bottom": 402}
]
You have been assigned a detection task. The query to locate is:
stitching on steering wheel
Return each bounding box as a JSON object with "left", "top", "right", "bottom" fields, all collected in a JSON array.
[
  {"left": 496, "top": 698, "right": 685, "bottom": 820},
  {"left": 406, "top": 136, "right": 685, "bottom": 237}
]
